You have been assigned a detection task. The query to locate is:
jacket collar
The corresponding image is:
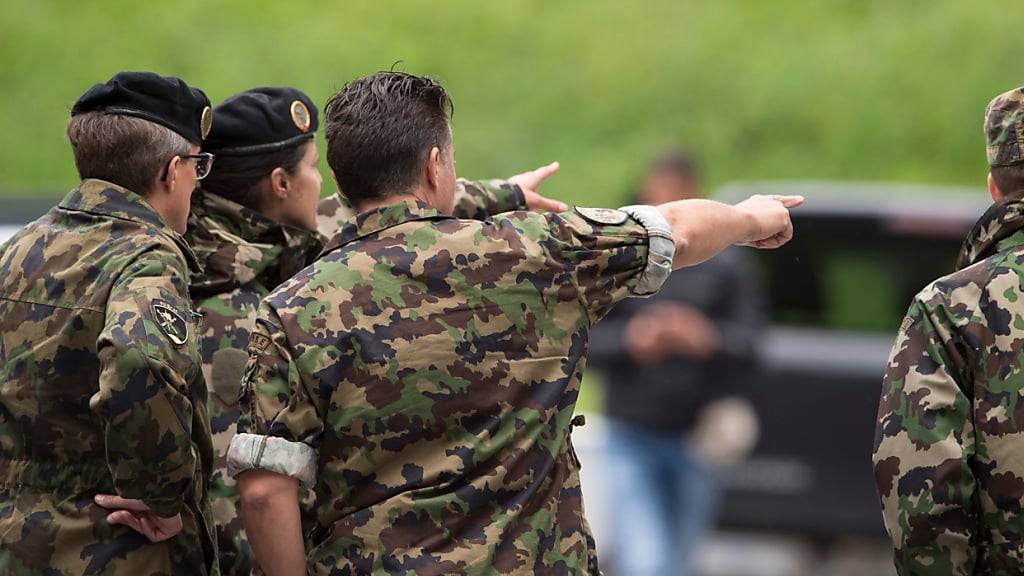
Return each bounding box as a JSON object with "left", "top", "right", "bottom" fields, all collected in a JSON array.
[
  {"left": 956, "top": 198, "right": 1024, "bottom": 270},
  {"left": 320, "top": 200, "right": 451, "bottom": 257},
  {"left": 186, "top": 190, "right": 324, "bottom": 295},
  {"left": 59, "top": 178, "right": 200, "bottom": 271}
]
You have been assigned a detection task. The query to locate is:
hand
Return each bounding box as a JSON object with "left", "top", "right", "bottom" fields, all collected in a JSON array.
[
  {"left": 508, "top": 161, "right": 568, "bottom": 212},
  {"left": 95, "top": 494, "right": 183, "bottom": 543},
  {"left": 734, "top": 195, "right": 804, "bottom": 249}
]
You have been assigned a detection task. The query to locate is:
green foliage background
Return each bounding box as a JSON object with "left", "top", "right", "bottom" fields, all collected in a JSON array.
[{"left": 2, "top": 0, "right": 1021, "bottom": 203}]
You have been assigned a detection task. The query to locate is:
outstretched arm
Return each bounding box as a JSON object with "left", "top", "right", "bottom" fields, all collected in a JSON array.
[{"left": 657, "top": 194, "right": 803, "bottom": 269}]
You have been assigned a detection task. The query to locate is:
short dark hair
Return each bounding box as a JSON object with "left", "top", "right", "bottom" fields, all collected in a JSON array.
[
  {"left": 323, "top": 72, "right": 453, "bottom": 205},
  {"left": 200, "top": 141, "right": 310, "bottom": 210},
  {"left": 992, "top": 163, "right": 1024, "bottom": 200},
  {"left": 66, "top": 111, "right": 191, "bottom": 195}
]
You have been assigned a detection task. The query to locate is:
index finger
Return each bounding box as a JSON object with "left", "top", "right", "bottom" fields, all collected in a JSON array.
[
  {"left": 95, "top": 494, "right": 151, "bottom": 512},
  {"left": 770, "top": 195, "right": 804, "bottom": 208}
]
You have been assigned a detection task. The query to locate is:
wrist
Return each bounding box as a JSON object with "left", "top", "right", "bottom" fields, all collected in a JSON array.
[{"left": 734, "top": 204, "right": 759, "bottom": 244}]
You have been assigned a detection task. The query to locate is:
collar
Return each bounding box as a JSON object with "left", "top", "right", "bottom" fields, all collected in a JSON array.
[
  {"left": 319, "top": 200, "right": 452, "bottom": 257},
  {"left": 59, "top": 178, "right": 200, "bottom": 271},
  {"left": 187, "top": 190, "right": 324, "bottom": 294},
  {"left": 956, "top": 198, "right": 1024, "bottom": 270}
]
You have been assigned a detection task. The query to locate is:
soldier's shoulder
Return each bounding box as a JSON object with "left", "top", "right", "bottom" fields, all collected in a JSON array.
[{"left": 923, "top": 246, "right": 1024, "bottom": 305}]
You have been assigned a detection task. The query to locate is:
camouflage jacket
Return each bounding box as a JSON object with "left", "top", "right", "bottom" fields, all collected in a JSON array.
[
  {"left": 316, "top": 177, "right": 530, "bottom": 239},
  {"left": 0, "top": 179, "right": 217, "bottom": 575},
  {"left": 189, "top": 179, "right": 527, "bottom": 575},
  {"left": 185, "top": 189, "right": 324, "bottom": 576},
  {"left": 228, "top": 201, "right": 674, "bottom": 575},
  {"left": 874, "top": 198, "right": 1024, "bottom": 576}
]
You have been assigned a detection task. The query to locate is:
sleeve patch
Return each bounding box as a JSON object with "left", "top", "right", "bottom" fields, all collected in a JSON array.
[
  {"left": 574, "top": 206, "right": 629, "bottom": 226},
  {"left": 248, "top": 332, "right": 271, "bottom": 354},
  {"left": 151, "top": 299, "right": 189, "bottom": 346}
]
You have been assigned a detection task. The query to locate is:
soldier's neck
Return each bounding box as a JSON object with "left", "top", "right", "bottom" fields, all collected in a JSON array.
[{"left": 354, "top": 191, "right": 430, "bottom": 214}]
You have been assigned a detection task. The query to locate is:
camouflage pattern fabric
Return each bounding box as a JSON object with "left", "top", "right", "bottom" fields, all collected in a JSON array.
[
  {"left": 0, "top": 179, "right": 218, "bottom": 575},
  {"left": 985, "top": 87, "right": 1024, "bottom": 167},
  {"left": 316, "top": 177, "right": 528, "bottom": 239},
  {"left": 185, "top": 189, "right": 323, "bottom": 576},
  {"left": 874, "top": 198, "right": 1024, "bottom": 575},
  {"left": 234, "top": 200, "right": 668, "bottom": 575},
  {"left": 191, "top": 179, "right": 525, "bottom": 575}
]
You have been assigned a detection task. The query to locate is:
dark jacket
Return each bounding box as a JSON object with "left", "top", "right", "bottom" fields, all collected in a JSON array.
[{"left": 589, "top": 247, "right": 765, "bottom": 433}]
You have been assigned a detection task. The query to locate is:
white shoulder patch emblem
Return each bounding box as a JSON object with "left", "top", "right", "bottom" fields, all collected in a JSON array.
[{"left": 574, "top": 206, "right": 629, "bottom": 226}]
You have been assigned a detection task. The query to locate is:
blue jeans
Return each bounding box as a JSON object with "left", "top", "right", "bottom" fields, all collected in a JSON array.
[{"left": 606, "top": 419, "right": 720, "bottom": 576}]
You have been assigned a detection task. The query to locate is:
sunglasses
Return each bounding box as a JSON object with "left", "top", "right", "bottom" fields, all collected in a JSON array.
[{"left": 160, "top": 152, "right": 215, "bottom": 181}]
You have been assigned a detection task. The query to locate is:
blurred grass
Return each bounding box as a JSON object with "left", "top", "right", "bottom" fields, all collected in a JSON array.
[{"left": 1, "top": 0, "right": 1021, "bottom": 205}]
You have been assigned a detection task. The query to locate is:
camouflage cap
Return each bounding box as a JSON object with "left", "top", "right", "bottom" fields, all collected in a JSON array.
[{"left": 985, "top": 87, "right": 1024, "bottom": 167}]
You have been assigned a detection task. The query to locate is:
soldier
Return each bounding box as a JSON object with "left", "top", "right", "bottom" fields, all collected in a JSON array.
[
  {"left": 0, "top": 72, "right": 219, "bottom": 574},
  {"left": 189, "top": 86, "right": 568, "bottom": 576},
  {"left": 874, "top": 87, "right": 1024, "bottom": 575},
  {"left": 226, "top": 71, "right": 800, "bottom": 575}
]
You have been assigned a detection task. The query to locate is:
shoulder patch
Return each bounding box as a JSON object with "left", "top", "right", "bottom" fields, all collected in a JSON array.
[
  {"left": 574, "top": 206, "right": 629, "bottom": 226},
  {"left": 899, "top": 315, "right": 914, "bottom": 334},
  {"left": 248, "top": 332, "right": 271, "bottom": 354},
  {"left": 152, "top": 299, "right": 189, "bottom": 346}
]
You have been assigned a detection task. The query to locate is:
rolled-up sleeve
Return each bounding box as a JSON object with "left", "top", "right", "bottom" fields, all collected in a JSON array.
[{"left": 229, "top": 305, "right": 322, "bottom": 488}]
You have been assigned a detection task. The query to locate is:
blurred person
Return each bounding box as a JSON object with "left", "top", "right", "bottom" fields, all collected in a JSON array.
[
  {"left": 589, "top": 151, "right": 765, "bottom": 576},
  {"left": 874, "top": 87, "right": 1024, "bottom": 575},
  {"left": 0, "top": 72, "right": 219, "bottom": 574},
  {"left": 225, "top": 71, "right": 800, "bottom": 575},
  {"left": 187, "top": 85, "right": 572, "bottom": 576}
]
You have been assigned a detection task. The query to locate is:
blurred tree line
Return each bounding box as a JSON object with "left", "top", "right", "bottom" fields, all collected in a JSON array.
[{"left": 1, "top": 0, "right": 1020, "bottom": 204}]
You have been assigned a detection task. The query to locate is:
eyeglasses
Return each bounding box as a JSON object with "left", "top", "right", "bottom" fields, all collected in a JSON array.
[{"left": 160, "top": 152, "right": 215, "bottom": 181}]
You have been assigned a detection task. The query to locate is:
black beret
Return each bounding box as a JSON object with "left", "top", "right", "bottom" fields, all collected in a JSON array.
[
  {"left": 72, "top": 71, "right": 212, "bottom": 144},
  {"left": 203, "top": 87, "right": 318, "bottom": 156}
]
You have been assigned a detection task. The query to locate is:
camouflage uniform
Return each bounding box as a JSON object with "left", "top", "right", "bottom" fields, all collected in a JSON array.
[
  {"left": 316, "top": 178, "right": 532, "bottom": 238},
  {"left": 186, "top": 189, "right": 323, "bottom": 576},
  {"left": 0, "top": 179, "right": 217, "bottom": 575},
  {"left": 191, "top": 179, "right": 528, "bottom": 575},
  {"left": 228, "top": 200, "right": 674, "bottom": 574},
  {"left": 873, "top": 87, "right": 1024, "bottom": 575}
]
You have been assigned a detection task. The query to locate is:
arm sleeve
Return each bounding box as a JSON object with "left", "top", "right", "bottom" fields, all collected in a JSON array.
[
  {"left": 90, "top": 249, "right": 200, "bottom": 518},
  {"left": 872, "top": 294, "right": 977, "bottom": 576},
  {"left": 451, "top": 178, "right": 526, "bottom": 220},
  {"left": 228, "top": 305, "right": 322, "bottom": 488},
  {"left": 495, "top": 205, "right": 675, "bottom": 325}
]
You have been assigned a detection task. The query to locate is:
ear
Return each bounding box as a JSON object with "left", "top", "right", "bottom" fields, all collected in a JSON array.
[
  {"left": 425, "top": 147, "right": 442, "bottom": 190},
  {"left": 158, "top": 155, "right": 182, "bottom": 195},
  {"left": 989, "top": 172, "right": 1003, "bottom": 203},
  {"left": 270, "top": 167, "right": 290, "bottom": 200}
]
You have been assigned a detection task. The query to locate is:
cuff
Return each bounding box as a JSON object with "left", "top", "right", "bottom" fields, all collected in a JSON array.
[
  {"left": 619, "top": 204, "right": 675, "bottom": 297},
  {"left": 485, "top": 179, "right": 527, "bottom": 213},
  {"left": 227, "top": 432, "right": 317, "bottom": 488}
]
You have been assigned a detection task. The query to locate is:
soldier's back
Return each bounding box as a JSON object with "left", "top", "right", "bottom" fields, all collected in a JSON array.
[
  {"left": 243, "top": 201, "right": 665, "bottom": 575},
  {"left": 0, "top": 180, "right": 215, "bottom": 575}
]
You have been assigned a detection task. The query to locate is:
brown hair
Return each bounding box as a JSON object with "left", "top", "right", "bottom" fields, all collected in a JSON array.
[
  {"left": 66, "top": 111, "right": 190, "bottom": 195},
  {"left": 324, "top": 72, "right": 453, "bottom": 205},
  {"left": 992, "top": 163, "right": 1024, "bottom": 200},
  {"left": 199, "top": 141, "right": 309, "bottom": 211}
]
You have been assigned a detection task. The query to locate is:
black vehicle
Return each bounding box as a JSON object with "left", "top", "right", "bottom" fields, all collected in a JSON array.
[{"left": 716, "top": 181, "right": 989, "bottom": 538}]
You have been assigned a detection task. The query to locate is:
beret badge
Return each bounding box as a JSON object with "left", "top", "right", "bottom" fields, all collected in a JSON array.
[{"left": 291, "top": 100, "right": 311, "bottom": 133}]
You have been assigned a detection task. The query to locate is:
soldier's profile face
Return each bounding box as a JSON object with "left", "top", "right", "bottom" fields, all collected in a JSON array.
[{"left": 279, "top": 140, "right": 322, "bottom": 231}]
